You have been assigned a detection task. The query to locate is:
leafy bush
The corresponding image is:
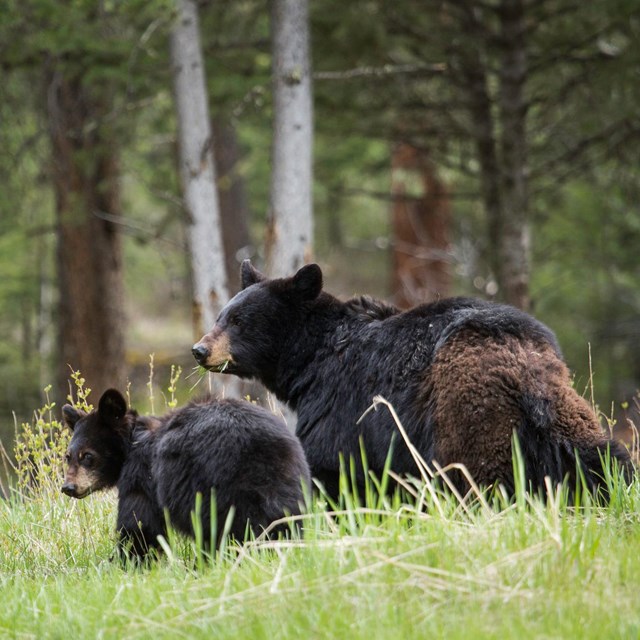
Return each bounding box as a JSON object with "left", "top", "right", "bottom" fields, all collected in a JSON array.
[{"left": 8, "top": 371, "right": 93, "bottom": 500}]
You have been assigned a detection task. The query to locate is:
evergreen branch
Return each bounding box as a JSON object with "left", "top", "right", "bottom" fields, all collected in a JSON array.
[
  {"left": 313, "top": 63, "right": 446, "bottom": 82},
  {"left": 92, "top": 211, "right": 185, "bottom": 248},
  {"left": 530, "top": 117, "right": 638, "bottom": 180},
  {"left": 333, "top": 186, "right": 481, "bottom": 203}
]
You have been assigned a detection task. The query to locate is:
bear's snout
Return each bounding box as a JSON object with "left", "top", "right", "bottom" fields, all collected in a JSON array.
[
  {"left": 61, "top": 482, "right": 78, "bottom": 497},
  {"left": 192, "top": 343, "right": 209, "bottom": 365}
]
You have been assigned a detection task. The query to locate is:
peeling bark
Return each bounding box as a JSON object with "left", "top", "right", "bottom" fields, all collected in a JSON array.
[
  {"left": 266, "top": 0, "right": 313, "bottom": 277},
  {"left": 170, "top": 0, "right": 228, "bottom": 336}
]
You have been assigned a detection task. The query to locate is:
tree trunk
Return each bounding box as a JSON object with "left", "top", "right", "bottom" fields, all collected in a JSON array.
[
  {"left": 497, "top": 0, "right": 530, "bottom": 310},
  {"left": 266, "top": 0, "right": 314, "bottom": 277},
  {"left": 47, "top": 71, "right": 126, "bottom": 398},
  {"left": 455, "top": 1, "right": 530, "bottom": 309},
  {"left": 170, "top": 0, "right": 229, "bottom": 337},
  {"left": 213, "top": 115, "right": 251, "bottom": 295},
  {"left": 391, "top": 143, "right": 451, "bottom": 307}
]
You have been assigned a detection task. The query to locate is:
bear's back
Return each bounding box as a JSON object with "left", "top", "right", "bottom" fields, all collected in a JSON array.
[
  {"left": 293, "top": 295, "right": 568, "bottom": 496},
  {"left": 155, "top": 398, "right": 306, "bottom": 481},
  {"left": 375, "top": 296, "right": 559, "bottom": 355},
  {"left": 153, "top": 398, "right": 310, "bottom": 541}
]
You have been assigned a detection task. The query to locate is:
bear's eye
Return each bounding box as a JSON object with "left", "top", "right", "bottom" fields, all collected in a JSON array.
[
  {"left": 230, "top": 314, "right": 242, "bottom": 327},
  {"left": 64, "top": 453, "right": 71, "bottom": 464},
  {"left": 81, "top": 452, "right": 94, "bottom": 465}
]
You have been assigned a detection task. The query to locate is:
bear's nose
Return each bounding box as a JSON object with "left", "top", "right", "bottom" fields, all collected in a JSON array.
[
  {"left": 61, "top": 482, "right": 77, "bottom": 497},
  {"left": 192, "top": 343, "right": 209, "bottom": 364}
]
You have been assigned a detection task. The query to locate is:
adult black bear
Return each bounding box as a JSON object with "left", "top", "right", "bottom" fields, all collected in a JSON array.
[
  {"left": 192, "top": 261, "right": 633, "bottom": 499},
  {"left": 61, "top": 389, "right": 310, "bottom": 559}
]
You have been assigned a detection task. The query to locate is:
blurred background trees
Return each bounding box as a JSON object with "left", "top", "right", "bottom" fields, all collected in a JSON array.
[
  {"left": 267, "top": 0, "right": 313, "bottom": 277},
  {"left": 1, "top": 0, "right": 639, "bottom": 443},
  {"left": 171, "top": 0, "right": 229, "bottom": 335}
]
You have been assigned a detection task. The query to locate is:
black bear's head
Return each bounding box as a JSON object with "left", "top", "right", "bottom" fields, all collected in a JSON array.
[
  {"left": 192, "top": 260, "right": 323, "bottom": 384},
  {"left": 61, "top": 389, "right": 131, "bottom": 499}
]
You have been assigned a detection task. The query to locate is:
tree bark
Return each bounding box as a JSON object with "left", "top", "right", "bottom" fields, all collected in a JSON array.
[
  {"left": 47, "top": 71, "right": 126, "bottom": 398},
  {"left": 266, "top": 0, "right": 314, "bottom": 277},
  {"left": 391, "top": 143, "right": 451, "bottom": 307},
  {"left": 458, "top": 6, "right": 504, "bottom": 297},
  {"left": 497, "top": 0, "right": 530, "bottom": 310},
  {"left": 213, "top": 115, "right": 251, "bottom": 295},
  {"left": 454, "top": 1, "right": 530, "bottom": 309},
  {"left": 170, "top": 0, "right": 229, "bottom": 336}
]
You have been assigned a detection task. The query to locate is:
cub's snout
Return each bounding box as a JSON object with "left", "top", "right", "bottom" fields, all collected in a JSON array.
[{"left": 61, "top": 482, "right": 78, "bottom": 498}]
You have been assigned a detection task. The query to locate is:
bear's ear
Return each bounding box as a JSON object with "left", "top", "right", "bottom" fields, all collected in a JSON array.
[
  {"left": 292, "top": 263, "right": 323, "bottom": 301},
  {"left": 97, "top": 389, "right": 127, "bottom": 427},
  {"left": 241, "top": 260, "right": 265, "bottom": 290},
  {"left": 62, "top": 404, "right": 85, "bottom": 431}
]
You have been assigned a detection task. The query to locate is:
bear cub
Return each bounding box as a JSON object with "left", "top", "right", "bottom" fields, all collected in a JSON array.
[{"left": 61, "top": 389, "right": 310, "bottom": 559}]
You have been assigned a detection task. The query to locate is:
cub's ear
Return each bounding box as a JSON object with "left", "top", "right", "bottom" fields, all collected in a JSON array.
[
  {"left": 293, "top": 263, "right": 323, "bottom": 301},
  {"left": 62, "top": 404, "right": 85, "bottom": 431},
  {"left": 241, "top": 260, "right": 265, "bottom": 289},
  {"left": 98, "top": 389, "right": 127, "bottom": 426}
]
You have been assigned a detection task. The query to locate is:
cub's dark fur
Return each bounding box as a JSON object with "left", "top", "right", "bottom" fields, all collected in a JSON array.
[
  {"left": 62, "top": 389, "right": 310, "bottom": 558},
  {"left": 192, "top": 261, "right": 633, "bottom": 499}
]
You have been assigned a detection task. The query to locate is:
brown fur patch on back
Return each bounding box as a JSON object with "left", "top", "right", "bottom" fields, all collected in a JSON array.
[{"left": 425, "top": 330, "right": 605, "bottom": 488}]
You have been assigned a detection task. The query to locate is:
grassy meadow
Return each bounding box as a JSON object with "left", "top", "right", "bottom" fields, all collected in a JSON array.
[{"left": 2, "top": 384, "right": 640, "bottom": 639}]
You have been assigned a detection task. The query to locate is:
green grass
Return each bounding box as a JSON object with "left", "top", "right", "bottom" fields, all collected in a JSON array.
[
  {"left": 2, "top": 385, "right": 640, "bottom": 639},
  {"left": 2, "top": 480, "right": 640, "bottom": 639}
]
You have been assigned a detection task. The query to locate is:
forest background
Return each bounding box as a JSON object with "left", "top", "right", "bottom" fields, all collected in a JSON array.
[{"left": 1, "top": 0, "right": 640, "bottom": 451}]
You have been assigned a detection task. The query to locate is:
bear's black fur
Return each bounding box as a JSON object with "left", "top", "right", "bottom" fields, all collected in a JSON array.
[
  {"left": 62, "top": 389, "right": 310, "bottom": 559},
  {"left": 192, "top": 261, "right": 633, "bottom": 499}
]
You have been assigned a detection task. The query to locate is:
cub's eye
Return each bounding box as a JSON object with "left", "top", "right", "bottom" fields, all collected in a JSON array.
[
  {"left": 81, "top": 452, "right": 94, "bottom": 465},
  {"left": 230, "top": 315, "right": 242, "bottom": 327}
]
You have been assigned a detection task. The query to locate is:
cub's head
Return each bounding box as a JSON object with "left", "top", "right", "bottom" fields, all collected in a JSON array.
[
  {"left": 61, "top": 389, "right": 131, "bottom": 499},
  {"left": 191, "top": 260, "right": 323, "bottom": 381}
]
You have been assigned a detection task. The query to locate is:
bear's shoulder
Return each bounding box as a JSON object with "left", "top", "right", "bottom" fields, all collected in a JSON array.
[{"left": 343, "top": 295, "right": 400, "bottom": 321}]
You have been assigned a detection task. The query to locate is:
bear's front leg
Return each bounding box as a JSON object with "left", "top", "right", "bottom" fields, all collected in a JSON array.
[{"left": 115, "top": 494, "right": 166, "bottom": 564}]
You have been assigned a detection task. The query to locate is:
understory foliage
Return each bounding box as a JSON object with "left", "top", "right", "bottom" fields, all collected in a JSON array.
[
  {"left": 1, "top": 373, "right": 640, "bottom": 637},
  {"left": 7, "top": 371, "right": 92, "bottom": 499}
]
